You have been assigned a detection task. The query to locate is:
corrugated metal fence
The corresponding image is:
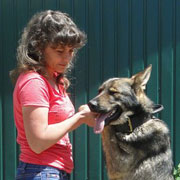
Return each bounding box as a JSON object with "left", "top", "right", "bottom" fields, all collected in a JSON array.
[{"left": 0, "top": 0, "right": 180, "bottom": 179}]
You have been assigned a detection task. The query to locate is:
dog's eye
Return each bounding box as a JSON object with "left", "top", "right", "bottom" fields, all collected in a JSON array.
[{"left": 109, "top": 87, "right": 119, "bottom": 95}]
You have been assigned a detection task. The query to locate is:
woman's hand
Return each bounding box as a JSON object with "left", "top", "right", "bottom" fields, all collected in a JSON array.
[{"left": 78, "top": 104, "right": 98, "bottom": 127}]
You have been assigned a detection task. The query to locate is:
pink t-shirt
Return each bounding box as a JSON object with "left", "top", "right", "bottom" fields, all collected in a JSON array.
[{"left": 13, "top": 72, "right": 75, "bottom": 173}]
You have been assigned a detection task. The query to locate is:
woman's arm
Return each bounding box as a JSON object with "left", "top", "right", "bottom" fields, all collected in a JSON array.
[{"left": 23, "top": 105, "right": 96, "bottom": 154}]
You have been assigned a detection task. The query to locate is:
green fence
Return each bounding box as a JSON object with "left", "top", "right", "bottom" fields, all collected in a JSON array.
[{"left": 0, "top": 0, "right": 180, "bottom": 179}]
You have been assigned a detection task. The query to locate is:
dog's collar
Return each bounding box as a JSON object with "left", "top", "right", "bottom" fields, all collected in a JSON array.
[
  {"left": 113, "top": 104, "right": 164, "bottom": 134},
  {"left": 113, "top": 117, "right": 135, "bottom": 134},
  {"left": 152, "top": 104, "right": 164, "bottom": 114}
]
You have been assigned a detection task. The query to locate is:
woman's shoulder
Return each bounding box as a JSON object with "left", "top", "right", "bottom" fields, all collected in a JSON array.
[
  {"left": 16, "top": 71, "right": 48, "bottom": 88},
  {"left": 18, "top": 71, "right": 45, "bottom": 82}
]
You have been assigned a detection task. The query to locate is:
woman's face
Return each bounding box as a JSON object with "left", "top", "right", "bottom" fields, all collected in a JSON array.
[{"left": 43, "top": 45, "right": 74, "bottom": 77}]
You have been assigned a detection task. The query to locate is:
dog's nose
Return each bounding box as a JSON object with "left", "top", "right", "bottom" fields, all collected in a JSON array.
[{"left": 88, "top": 100, "right": 98, "bottom": 112}]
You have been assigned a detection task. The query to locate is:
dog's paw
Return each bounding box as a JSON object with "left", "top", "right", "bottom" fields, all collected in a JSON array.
[{"left": 115, "top": 132, "right": 125, "bottom": 141}]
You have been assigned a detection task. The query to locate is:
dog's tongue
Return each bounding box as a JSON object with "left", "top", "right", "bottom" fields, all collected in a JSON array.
[{"left": 94, "top": 113, "right": 110, "bottom": 134}]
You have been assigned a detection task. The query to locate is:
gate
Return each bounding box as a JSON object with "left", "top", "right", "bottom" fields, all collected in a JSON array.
[{"left": 0, "top": 0, "right": 180, "bottom": 179}]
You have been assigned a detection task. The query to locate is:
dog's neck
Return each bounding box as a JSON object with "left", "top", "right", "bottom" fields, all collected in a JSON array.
[{"left": 113, "top": 104, "right": 164, "bottom": 134}]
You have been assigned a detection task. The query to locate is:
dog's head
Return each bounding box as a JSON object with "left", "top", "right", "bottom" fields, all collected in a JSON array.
[{"left": 88, "top": 65, "right": 154, "bottom": 133}]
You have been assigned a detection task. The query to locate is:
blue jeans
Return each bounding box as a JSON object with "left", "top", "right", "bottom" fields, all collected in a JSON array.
[{"left": 16, "top": 161, "right": 70, "bottom": 180}]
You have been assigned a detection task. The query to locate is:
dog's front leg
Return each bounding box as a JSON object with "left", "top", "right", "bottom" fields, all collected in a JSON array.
[
  {"left": 116, "top": 126, "right": 148, "bottom": 142},
  {"left": 117, "top": 120, "right": 164, "bottom": 142},
  {"left": 114, "top": 132, "right": 136, "bottom": 155}
]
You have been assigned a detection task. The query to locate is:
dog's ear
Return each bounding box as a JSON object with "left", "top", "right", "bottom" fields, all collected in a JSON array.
[{"left": 131, "top": 64, "right": 152, "bottom": 90}]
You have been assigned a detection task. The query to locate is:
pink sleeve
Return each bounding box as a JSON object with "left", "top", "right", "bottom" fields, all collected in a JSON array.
[{"left": 19, "top": 78, "right": 49, "bottom": 107}]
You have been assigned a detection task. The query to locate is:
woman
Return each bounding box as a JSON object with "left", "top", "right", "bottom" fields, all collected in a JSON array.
[{"left": 10, "top": 10, "right": 97, "bottom": 180}]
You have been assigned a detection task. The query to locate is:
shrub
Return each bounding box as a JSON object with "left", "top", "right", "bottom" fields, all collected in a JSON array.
[{"left": 174, "top": 164, "right": 180, "bottom": 180}]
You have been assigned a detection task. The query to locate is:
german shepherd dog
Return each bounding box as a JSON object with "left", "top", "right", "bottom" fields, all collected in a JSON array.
[{"left": 88, "top": 65, "right": 174, "bottom": 180}]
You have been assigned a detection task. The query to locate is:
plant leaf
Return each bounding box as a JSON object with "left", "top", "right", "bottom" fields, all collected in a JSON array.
[{"left": 174, "top": 169, "right": 178, "bottom": 175}]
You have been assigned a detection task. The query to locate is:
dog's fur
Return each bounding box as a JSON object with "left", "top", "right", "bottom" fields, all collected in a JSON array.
[{"left": 88, "top": 65, "right": 174, "bottom": 180}]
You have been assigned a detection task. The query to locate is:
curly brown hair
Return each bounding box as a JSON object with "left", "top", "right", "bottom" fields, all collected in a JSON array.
[{"left": 10, "top": 10, "right": 87, "bottom": 88}]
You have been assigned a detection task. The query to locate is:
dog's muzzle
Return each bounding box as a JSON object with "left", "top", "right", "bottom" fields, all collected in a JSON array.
[
  {"left": 88, "top": 101, "right": 122, "bottom": 134},
  {"left": 88, "top": 99, "right": 98, "bottom": 112}
]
